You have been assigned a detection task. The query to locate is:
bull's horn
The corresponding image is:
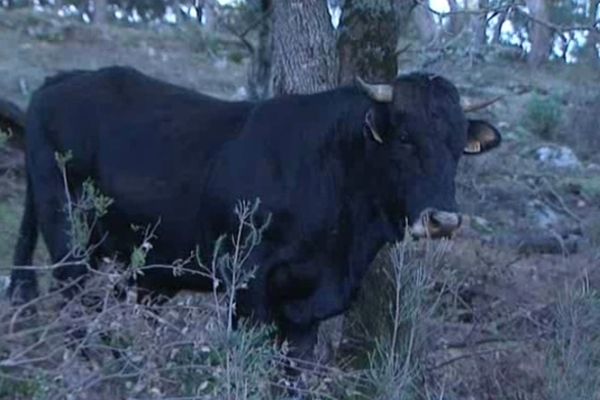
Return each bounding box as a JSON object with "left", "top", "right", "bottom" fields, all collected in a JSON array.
[
  {"left": 356, "top": 76, "right": 393, "bottom": 103},
  {"left": 461, "top": 94, "right": 504, "bottom": 113}
]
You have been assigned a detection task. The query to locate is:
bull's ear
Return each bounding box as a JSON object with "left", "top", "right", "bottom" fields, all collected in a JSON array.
[
  {"left": 364, "top": 106, "right": 390, "bottom": 144},
  {"left": 464, "top": 119, "right": 501, "bottom": 155}
]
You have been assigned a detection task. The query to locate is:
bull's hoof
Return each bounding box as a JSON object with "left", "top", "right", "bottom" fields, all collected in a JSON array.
[{"left": 7, "top": 281, "right": 39, "bottom": 316}]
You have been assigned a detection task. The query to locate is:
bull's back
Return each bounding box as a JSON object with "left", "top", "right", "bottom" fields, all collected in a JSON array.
[
  {"left": 29, "top": 66, "right": 250, "bottom": 164},
  {"left": 26, "top": 66, "right": 253, "bottom": 258}
]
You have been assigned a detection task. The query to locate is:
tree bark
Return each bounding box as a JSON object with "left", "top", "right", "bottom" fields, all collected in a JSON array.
[
  {"left": 447, "top": 0, "right": 466, "bottom": 36},
  {"left": 203, "top": 0, "right": 217, "bottom": 30},
  {"left": 471, "top": 0, "right": 488, "bottom": 50},
  {"left": 193, "top": 0, "right": 204, "bottom": 25},
  {"left": 337, "top": 0, "right": 399, "bottom": 85},
  {"left": 247, "top": 0, "right": 272, "bottom": 100},
  {"left": 271, "top": 0, "right": 338, "bottom": 95},
  {"left": 491, "top": 8, "right": 508, "bottom": 44},
  {"left": 582, "top": 0, "right": 600, "bottom": 64},
  {"left": 412, "top": 1, "right": 438, "bottom": 44},
  {"left": 93, "top": 0, "right": 108, "bottom": 25},
  {"left": 269, "top": 0, "right": 340, "bottom": 362},
  {"left": 526, "top": 0, "right": 553, "bottom": 67}
]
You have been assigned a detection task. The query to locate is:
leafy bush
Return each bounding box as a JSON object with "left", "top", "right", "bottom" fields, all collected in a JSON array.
[{"left": 524, "top": 94, "right": 563, "bottom": 140}]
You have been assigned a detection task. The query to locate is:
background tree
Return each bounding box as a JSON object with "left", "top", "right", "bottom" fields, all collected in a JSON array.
[
  {"left": 271, "top": 0, "right": 338, "bottom": 95},
  {"left": 93, "top": 0, "right": 108, "bottom": 24},
  {"left": 470, "top": 0, "right": 489, "bottom": 54},
  {"left": 491, "top": 0, "right": 513, "bottom": 45},
  {"left": 337, "top": 0, "right": 401, "bottom": 84},
  {"left": 526, "top": 0, "right": 554, "bottom": 67},
  {"left": 246, "top": 0, "right": 272, "bottom": 100},
  {"left": 412, "top": 0, "right": 439, "bottom": 44},
  {"left": 585, "top": 0, "right": 600, "bottom": 64},
  {"left": 203, "top": 0, "right": 217, "bottom": 30},
  {"left": 447, "top": 0, "right": 468, "bottom": 36}
]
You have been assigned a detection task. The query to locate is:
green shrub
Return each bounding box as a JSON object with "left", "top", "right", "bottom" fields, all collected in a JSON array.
[
  {"left": 524, "top": 94, "right": 563, "bottom": 140},
  {"left": 348, "top": 238, "right": 450, "bottom": 399}
]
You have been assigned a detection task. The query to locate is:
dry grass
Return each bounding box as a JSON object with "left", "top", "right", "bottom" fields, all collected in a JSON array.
[{"left": 0, "top": 237, "right": 445, "bottom": 400}]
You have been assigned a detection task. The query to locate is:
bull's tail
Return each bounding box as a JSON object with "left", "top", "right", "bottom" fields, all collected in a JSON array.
[
  {"left": 0, "top": 97, "right": 25, "bottom": 150},
  {"left": 8, "top": 174, "right": 40, "bottom": 304}
]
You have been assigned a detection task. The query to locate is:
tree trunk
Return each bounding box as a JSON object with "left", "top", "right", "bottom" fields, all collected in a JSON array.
[
  {"left": 491, "top": 8, "right": 508, "bottom": 44},
  {"left": 247, "top": 0, "right": 272, "bottom": 100},
  {"left": 470, "top": 0, "right": 488, "bottom": 52},
  {"left": 270, "top": 0, "right": 340, "bottom": 362},
  {"left": 326, "top": 0, "right": 405, "bottom": 366},
  {"left": 271, "top": 0, "right": 338, "bottom": 95},
  {"left": 337, "top": 0, "right": 399, "bottom": 85},
  {"left": 203, "top": 0, "right": 217, "bottom": 30},
  {"left": 93, "top": 0, "right": 108, "bottom": 25},
  {"left": 193, "top": 0, "right": 204, "bottom": 25},
  {"left": 526, "top": 0, "right": 553, "bottom": 67},
  {"left": 582, "top": 0, "right": 600, "bottom": 64},
  {"left": 412, "top": 1, "right": 438, "bottom": 44},
  {"left": 447, "top": 0, "right": 466, "bottom": 36}
]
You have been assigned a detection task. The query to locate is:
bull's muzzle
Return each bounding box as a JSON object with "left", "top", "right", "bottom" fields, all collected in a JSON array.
[{"left": 409, "top": 209, "right": 462, "bottom": 239}]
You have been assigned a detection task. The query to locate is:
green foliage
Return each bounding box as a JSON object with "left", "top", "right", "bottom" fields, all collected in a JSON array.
[
  {"left": 123, "top": 198, "right": 280, "bottom": 399},
  {"left": 68, "top": 179, "right": 114, "bottom": 257},
  {"left": 200, "top": 198, "right": 271, "bottom": 332},
  {"left": 0, "top": 372, "right": 52, "bottom": 400},
  {"left": 54, "top": 150, "right": 73, "bottom": 169},
  {"left": 0, "top": 376, "right": 37, "bottom": 399},
  {"left": 549, "top": 0, "right": 588, "bottom": 26},
  {"left": 81, "top": 179, "right": 114, "bottom": 218},
  {"left": 55, "top": 151, "right": 114, "bottom": 258},
  {"left": 349, "top": 238, "right": 449, "bottom": 399},
  {"left": 524, "top": 94, "right": 563, "bottom": 140},
  {"left": 129, "top": 245, "right": 148, "bottom": 269},
  {"left": 562, "top": 176, "right": 600, "bottom": 200},
  {"left": 171, "top": 323, "right": 280, "bottom": 399},
  {"left": 228, "top": 50, "right": 245, "bottom": 64}
]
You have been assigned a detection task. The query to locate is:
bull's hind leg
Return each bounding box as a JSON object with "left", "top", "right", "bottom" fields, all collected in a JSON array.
[
  {"left": 9, "top": 175, "right": 40, "bottom": 308},
  {"left": 29, "top": 147, "right": 89, "bottom": 303}
]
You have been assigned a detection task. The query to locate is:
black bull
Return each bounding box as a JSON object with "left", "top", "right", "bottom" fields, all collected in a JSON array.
[{"left": 2, "top": 66, "right": 501, "bottom": 359}]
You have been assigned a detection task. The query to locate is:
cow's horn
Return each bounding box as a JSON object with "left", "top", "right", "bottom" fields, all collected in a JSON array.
[
  {"left": 356, "top": 76, "right": 393, "bottom": 103},
  {"left": 461, "top": 95, "right": 504, "bottom": 113}
]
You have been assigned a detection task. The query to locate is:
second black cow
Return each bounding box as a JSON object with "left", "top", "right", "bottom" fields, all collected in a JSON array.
[{"left": 4, "top": 66, "right": 501, "bottom": 359}]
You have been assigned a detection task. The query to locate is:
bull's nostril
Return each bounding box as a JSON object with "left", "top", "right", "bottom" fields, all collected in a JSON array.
[
  {"left": 429, "top": 215, "right": 441, "bottom": 229},
  {"left": 429, "top": 211, "right": 461, "bottom": 232},
  {"left": 411, "top": 210, "right": 461, "bottom": 239}
]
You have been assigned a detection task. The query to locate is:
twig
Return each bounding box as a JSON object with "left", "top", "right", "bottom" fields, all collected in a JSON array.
[{"left": 430, "top": 345, "right": 517, "bottom": 371}]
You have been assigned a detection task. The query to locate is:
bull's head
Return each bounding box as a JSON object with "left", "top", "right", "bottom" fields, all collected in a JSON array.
[{"left": 357, "top": 74, "right": 501, "bottom": 239}]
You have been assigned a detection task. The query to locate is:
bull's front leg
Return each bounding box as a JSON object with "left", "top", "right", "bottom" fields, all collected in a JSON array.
[{"left": 279, "top": 319, "right": 319, "bottom": 366}]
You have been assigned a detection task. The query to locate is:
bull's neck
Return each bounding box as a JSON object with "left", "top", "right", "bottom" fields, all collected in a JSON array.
[{"left": 325, "top": 90, "right": 401, "bottom": 280}]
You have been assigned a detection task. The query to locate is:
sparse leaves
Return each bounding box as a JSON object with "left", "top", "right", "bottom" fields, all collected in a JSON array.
[{"left": 54, "top": 150, "right": 73, "bottom": 169}]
